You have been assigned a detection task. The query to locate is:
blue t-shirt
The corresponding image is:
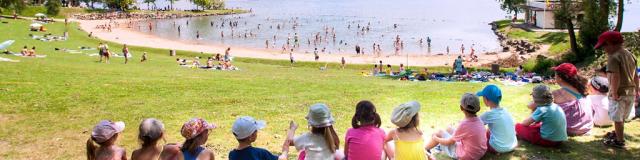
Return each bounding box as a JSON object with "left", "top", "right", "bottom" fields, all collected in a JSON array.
[
  {"left": 480, "top": 107, "right": 517, "bottom": 153},
  {"left": 228, "top": 146, "right": 278, "bottom": 160},
  {"left": 531, "top": 104, "right": 568, "bottom": 142}
]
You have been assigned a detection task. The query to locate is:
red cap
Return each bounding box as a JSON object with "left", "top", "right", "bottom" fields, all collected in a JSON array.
[
  {"left": 552, "top": 63, "right": 577, "bottom": 77},
  {"left": 595, "top": 31, "right": 624, "bottom": 49}
]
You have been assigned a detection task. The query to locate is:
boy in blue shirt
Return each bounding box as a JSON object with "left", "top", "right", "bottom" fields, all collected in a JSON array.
[
  {"left": 229, "top": 116, "right": 289, "bottom": 160},
  {"left": 515, "top": 85, "right": 568, "bottom": 147},
  {"left": 477, "top": 85, "right": 518, "bottom": 153}
]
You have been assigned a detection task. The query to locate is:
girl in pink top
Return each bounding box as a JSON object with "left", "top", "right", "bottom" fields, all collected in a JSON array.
[{"left": 344, "top": 100, "right": 390, "bottom": 160}]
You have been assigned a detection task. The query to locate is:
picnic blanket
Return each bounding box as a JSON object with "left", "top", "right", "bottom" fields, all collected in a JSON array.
[{"left": 0, "top": 56, "right": 19, "bottom": 62}]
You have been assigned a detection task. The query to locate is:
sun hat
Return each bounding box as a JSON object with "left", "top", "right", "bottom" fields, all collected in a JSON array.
[
  {"left": 476, "top": 85, "right": 502, "bottom": 104},
  {"left": 595, "top": 31, "right": 624, "bottom": 49},
  {"left": 552, "top": 63, "right": 578, "bottom": 77},
  {"left": 391, "top": 101, "right": 421, "bottom": 127},
  {"left": 232, "top": 116, "right": 266, "bottom": 140},
  {"left": 91, "top": 120, "right": 125, "bottom": 143},
  {"left": 181, "top": 118, "right": 216, "bottom": 140},
  {"left": 532, "top": 85, "right": 553, "bottom": 105},
  {"left": 590, "top": 76, "right": 610, "bottom": 93},
  {"left": 139, "top": 118, "right": 164, "bottom": 141},
  {"left": 460, "top": 93, "right": 481, "bottom": 113},
  {"left": 306, "top": 103, "right": 335, "bottom": 127}
]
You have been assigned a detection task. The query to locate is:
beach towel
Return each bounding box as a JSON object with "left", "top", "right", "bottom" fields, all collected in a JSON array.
[
  {"left": 112, "top": 53, "right": 133, "bottom": 58},
  {"left": 12, "top": 54, "right": 47, "bottom": 58},
  {"left": 0, "top": 56, "right": 19, "bottom": 62}
]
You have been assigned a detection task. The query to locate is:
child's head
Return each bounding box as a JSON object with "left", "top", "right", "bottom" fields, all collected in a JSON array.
[
  {"left": 306, "top": 103, "right": 340, "bottom": 153},
  {"left": 232, "top": 116, "right": 266, "bottom": 144},
  {"left": 138, "top": 118, "right": 164, "bottom": 147},
  {"left": 87, "top": 120, "right": 125, "bottom": 160},
  {"left": 460, "top": 93, "right": 481, "bottom": 116},
  {"left": 589, "top": 76, "right": 609, "bottom": 94},
  {"left": 181, "top": 118, "right": 216, "bottom": 154},
  {"left": 391, "top": 101, "right": 421, "bottom": 131},
  {"left": 387, "top": 64, "right": 391, "bottom": 68},
  {"left": 532, "top": 85, "right": 553, "bottom": 106},
  {"left": 476, "top": 85, "right": 502, "bottom": 107},
  {"left": 351, "top": 100, "right": 381, "bottom": 128}
]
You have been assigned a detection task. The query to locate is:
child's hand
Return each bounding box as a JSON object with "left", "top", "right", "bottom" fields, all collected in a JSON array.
[
  {"left": 289, "top": 121, "right": 298, "bottom": 131},
  {"left": 527, "top": 101, "right": 536, "bottom": 110}
]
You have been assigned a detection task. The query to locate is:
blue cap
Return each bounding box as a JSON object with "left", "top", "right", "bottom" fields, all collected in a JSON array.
[{"left": 476, "top": 85, "right": 502, "bottom": 104}]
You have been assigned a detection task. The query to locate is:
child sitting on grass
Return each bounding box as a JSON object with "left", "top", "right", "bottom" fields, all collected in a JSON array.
[
  {"left": 587, "top": 77, "right": 613, "bottom": 127},
  {"left": 516, "top": 85, "right": 568, "bottom": 147},
  {"left": 476, "top": 85, "right": 517, "bottom": 153},
  {"left": 229, "top": 116, "right": 290, "bottom": 160},
  {"left": 86, "top": 120, "right": 127, "bottom": 160},
  {"left": 344, "top": 100, "right": 390, "bottom": 160},
  {"left": 384, "top": 101, "right": 426, "bottom": 160},
  {"left": 131, "top": 118, "right": 165, "bottom": 160},
  {"left": 425, "top": 93, "right": 487, "bottom": 160},
  {"left": 286, "top": 103, "right": 343, "bottom": 160},
  {"left": 161, "top": 118, "right": 216, "bottom": 160}
]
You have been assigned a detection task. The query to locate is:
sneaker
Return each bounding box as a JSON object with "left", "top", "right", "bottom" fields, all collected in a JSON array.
[
  {"left": 603, "top": 138, "right": 625, "bottom": 149},
  {"left": 604, "top": 131, "right": 616, "bottom": 140}
]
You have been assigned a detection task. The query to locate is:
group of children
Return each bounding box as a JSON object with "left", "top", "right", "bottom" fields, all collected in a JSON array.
[
  {"left": 19, "top": 46, "right": 38, "bottom": 57},
  {"left": 97, "top": 42, "right": 148, "bottom": 64}
]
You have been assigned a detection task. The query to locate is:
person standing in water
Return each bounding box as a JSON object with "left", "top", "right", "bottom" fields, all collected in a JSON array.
[
  {"left": 314, "top": 48, "right": 319, "bottom": 61},
  {"left": 461, "top": 44, "right": 465, "bottom": 55}
]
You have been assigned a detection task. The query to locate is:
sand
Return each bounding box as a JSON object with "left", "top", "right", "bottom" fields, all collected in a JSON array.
[{"left": 74, "top": 19, "right": 539, "bottom": 67}]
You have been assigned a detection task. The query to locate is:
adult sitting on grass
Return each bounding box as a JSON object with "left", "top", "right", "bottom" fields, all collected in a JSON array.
[
  {"left": 551, "top": 63, "right": 593, "bottom": 136},
  {"left": 131, "top": 118, "right": 165, "bottom": 160},
  {"left": 229, "top": 116, "right": 290, "bottom": 160},
  {"left": 425, "top": 93, "right": 487, "bottom": 160},
  {"left": 516, "top": 85, "right": 568, "bottom": 147},
  {"left": 285, "top": 103, "right": 343, "bottom": 160},
  {"left": 161, "top": 118, "right": 216, "bottom": 160},
  {"left": 86, "top": 120, "right": 127, "bottom": 160},
  {"left": 20, "top": 46, "right": 28, "bottom": 56},
  {"left": 28, "top": 46, "right": 36, "bottom": 57},
  {"left": 476, "top": 85, "right": 517, "bottom": 154}
]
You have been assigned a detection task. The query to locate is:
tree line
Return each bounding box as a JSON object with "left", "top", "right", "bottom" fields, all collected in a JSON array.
[{"left": 0, "top": 0, "right": 226, "bottom": 14}]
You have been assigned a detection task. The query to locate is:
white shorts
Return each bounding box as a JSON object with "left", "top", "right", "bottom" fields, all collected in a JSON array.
[{"left": 609, "top": 95, "right": 635, "bottom": 122}]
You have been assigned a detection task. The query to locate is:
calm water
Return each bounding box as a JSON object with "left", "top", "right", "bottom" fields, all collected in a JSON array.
[{"left": 132, "top": 0, "right": 640, "bottom": 55}]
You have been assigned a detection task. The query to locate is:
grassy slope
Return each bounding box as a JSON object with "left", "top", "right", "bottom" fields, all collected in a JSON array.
[
  {"left": 494, "top": 20, "right": 571, "bottom": 56},
  {"left": 1, "top": 6, "right": 247, "bottom": 19},
  {"left": 0, "top": 18, "right": 639, "bottom": 159}
]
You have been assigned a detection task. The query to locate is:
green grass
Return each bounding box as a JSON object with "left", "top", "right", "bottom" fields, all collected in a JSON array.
[
  {"left": 1, "top": 18, "right": 640, "bottom": 159},
  {"left": 1, "top": 6, "right": 247, "bottom": 19},
  {"left": 495, "top": 20, "right": 571, "bottom": 56}
]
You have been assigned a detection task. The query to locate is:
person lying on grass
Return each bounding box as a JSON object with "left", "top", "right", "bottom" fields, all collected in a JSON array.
[
  {"left": 228, "top": 116, "right": 290, "bottom": 160},
  {"left": 516, "top": 85, "right": 568, "bottom": 147},
  {"left": 86, "top": 120, "right": 127, "bottom": 160}
]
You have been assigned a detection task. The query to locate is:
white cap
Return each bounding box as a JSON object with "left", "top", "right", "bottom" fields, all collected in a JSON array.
[
  {"left": 306, "top": 103, "right": 335, "bottom": 127},
  {"left": 91, "top": 120, "right": 125, "bottom": 143},
  {"left": 232, "top": 116, "right": 266, "bottom": 140}
]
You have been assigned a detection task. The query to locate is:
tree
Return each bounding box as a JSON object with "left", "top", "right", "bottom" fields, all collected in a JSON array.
[
  {"left": 555, "top": 0, "right": 579, "bottom": 57},
  {"left": 169, "top": 0, "right": 179, "bottom": 10},
  {"left": 192, "top": 0, "right": 211, "bottom": 10},
  {"left": 614, "top": 0, "right": 623, "bottom": 31},
  {"left": 104, "top": 0, "right": 134, "bottom": 11},
  {"left": 144, "top": 0, "right": 156, "bottom": 10},
  {"left": 579, "top": 0, "right": 610, "bottom": 61},
  {"left": 498, "top": 0, "right": 526, "bottom": 18},
  {"left": 45, "top": 0, "right": 62, "bottom": 16},
  {"left": 0, "top": 0, "right": 26, "bottom": 13}
]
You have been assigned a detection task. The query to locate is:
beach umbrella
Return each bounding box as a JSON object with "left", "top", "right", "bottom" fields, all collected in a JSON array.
[
  {"left": 0, "top": 40, "right": 15, "bottom": 50},
  {"left": 34, "top": 13, "right": 47, "bottom": 17}
]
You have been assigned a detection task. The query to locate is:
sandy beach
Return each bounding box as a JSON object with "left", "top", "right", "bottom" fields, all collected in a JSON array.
[{"left": 75, "top": 19, "right": 538, "bottom": 67}]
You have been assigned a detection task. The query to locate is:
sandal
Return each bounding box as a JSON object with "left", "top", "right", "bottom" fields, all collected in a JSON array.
[{"left": 603, "top": 138, "right": 625, "bottom": 149}]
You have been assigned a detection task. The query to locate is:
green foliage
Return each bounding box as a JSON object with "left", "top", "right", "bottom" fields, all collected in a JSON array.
[
  {"left": 498, "top": 0, "right": 526, "bottom": 16},
  {"left": 0, "top": 0, "right": 25, "bottom": 13},
  {"left": 623, "top": 31, "right": 640, "bottom": 57},
  {"left": 45, "top": 0, "right": 61, "bottom": 16},
  {"left": 191, "top": 0, "right": 224, "bottom": 10},
  {"left": 104, "top": 0, "right": 135, "bottom": 10},
  {"left": 143, "top": 0, "right": 156, "bottom": 9},
  {"left": 525, "top": 55, "right": 560, "bottom": 76},
  {"left": 578, "top": 0, "right": 610, "bottom": 62}
]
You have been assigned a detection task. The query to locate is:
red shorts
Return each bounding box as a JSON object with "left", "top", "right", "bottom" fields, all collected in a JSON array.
[
  {"left": 486, "top": 131, "right": 497, "bottom": 153},
  {"left": 515, "top": 123, "right": 562, "bottom": 147}
]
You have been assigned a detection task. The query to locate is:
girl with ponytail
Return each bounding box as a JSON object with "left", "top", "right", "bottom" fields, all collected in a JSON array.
[
  {"left": 552, "top": 63, "right": 594, "bottom": 136},
  {"left": 344, "top": 100, "right": 390, "bottom": 160},
  {"left": 285, "top": 103, "right": 344, "bottom": 160}
]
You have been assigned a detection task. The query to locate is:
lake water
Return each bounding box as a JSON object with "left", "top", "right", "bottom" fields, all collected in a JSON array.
[{"left": 132, "top": 0, "right": 640, "bottom": 55}]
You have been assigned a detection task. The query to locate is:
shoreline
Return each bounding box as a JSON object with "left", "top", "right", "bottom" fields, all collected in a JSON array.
[{"left": 75, "top": 19, "right": 530, "bottom": 67}]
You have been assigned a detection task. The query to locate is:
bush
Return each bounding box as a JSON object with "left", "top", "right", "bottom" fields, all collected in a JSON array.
[
  {"left": 525, "top": 55, "right": 559, "bottom": 76},
  {"left": 623, "top": 31, "right": 640, "bottom": 57},
  {"left": 45, "top": 0, "right": 61, "bottom": 16}
]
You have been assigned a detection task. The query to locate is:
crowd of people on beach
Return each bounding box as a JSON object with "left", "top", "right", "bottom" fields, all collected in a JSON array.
[
  {"left": 175, "top": 47, "right": 239, "bottom": 70},
  {"left": 85, "top": 31, "right": 638, "bottom": 160}
]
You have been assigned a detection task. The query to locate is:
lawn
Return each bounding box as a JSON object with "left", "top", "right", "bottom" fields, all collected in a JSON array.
[
  {"left": 1, "top": 6, "right": 246, "bottom": 19},
  {"left": 1, "top": 18, "right": 640, "bottom": 160},
  {"left": 494, "top": 20, "right": 571, "bottom": 56}
]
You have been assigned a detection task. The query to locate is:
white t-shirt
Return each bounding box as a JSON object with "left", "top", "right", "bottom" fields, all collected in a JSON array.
[
  {"left": 294, "top": 133, "right": 334, "bottom": 160},
  {"left": 587, "top": 95, "right": 613, "bottom": 126}
]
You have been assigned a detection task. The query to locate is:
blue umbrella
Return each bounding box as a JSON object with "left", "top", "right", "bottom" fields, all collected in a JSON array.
[{"left": 0, "top": 40, "right": 15, "bottom": 50}]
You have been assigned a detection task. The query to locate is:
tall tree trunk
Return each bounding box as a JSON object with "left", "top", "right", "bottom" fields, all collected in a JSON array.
[
  {"left": 614, "top": 0, "right": 624, "bottom": 31},
  {"left": 566, "top": 20, "right": 579, "bottom": 55},
  {"left": 599, "top": 0, "right": 609, "bottom": 24}
]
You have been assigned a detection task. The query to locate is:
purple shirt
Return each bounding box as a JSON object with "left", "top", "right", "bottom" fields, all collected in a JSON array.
[
  {"left": 557, "top": 99, "right": 593, "bottom": 136},
  {"left": 345, "top": 125, "right": 386, "bottom": 160}
]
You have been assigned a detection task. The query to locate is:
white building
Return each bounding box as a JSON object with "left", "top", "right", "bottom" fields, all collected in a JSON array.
[{"left": 522, "top": 0, "right": 583, "bottom": 29}]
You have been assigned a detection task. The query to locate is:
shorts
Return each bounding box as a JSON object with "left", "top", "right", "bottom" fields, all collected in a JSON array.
[
  {"left": 435, "top": 130, "right": 457, "bottom": 159},
  {"left": 609, "top": 95, "right": 635, "bottom": 122},
  {"left": 486, "top": 131, "right": 497, "bottom": 153},
  {"left": 515, "top": 123, "right": 562, "bottom": 147}
]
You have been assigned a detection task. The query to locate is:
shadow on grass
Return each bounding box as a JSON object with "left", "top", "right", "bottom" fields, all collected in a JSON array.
[{"left": 539, "top": 32, "right": 569, "bottom": 45}]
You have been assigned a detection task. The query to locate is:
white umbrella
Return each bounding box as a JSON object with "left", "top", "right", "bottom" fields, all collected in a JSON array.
[
  {"left": 0, "top": 40, "right": 15, "bottom": 50},
  {"left": 34, "top": 13, "right": 47, "bottom": 17}
]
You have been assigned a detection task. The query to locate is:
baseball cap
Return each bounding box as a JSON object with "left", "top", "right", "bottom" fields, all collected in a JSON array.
[
  {"left": 181, "top": 118, "right": 216, "bottom": 140},
  {"left": 306, "top": 103, "right": 335, "bottom": 127},
  {"left": 532, "top": 85, "right": 553, "bottom": 105},
  {"left": 552, "top": 63, "right": 577, "bottom": 77},
  {"left": 391, "top": 101, "right": 421, "bottom": 127},
  {"left": 232, "top": 116, "right": 266, "bottom": 140},
  {"left": 590, "top": 76, "right": 609, "bottom": 93},
  {"left": 595, "top": 31, "right": 624, "bottom": 49},
  {"left": 138, "top": 118, "right": 164, "bottom": 141},
  {"left": 476, "top": 85, "right": 502, "bottom": 104},
  {"left": 460, "top": 93, "right": 481, "bottom": 113},
  {"left": 91, "top": 120, "right": 125, "bottom": 143}
]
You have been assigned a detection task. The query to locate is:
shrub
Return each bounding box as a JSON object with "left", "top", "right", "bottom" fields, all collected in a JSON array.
[{"left": 45, "top": 0, "right": 61, "bottom": 16}]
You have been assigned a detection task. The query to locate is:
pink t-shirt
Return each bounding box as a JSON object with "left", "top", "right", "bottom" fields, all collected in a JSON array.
[
  {"left": 345, "top": 125, "right": 386, "bottom": 160},
  {"left": 454, "top": 117, "right": 488, "bottom": 160}
]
